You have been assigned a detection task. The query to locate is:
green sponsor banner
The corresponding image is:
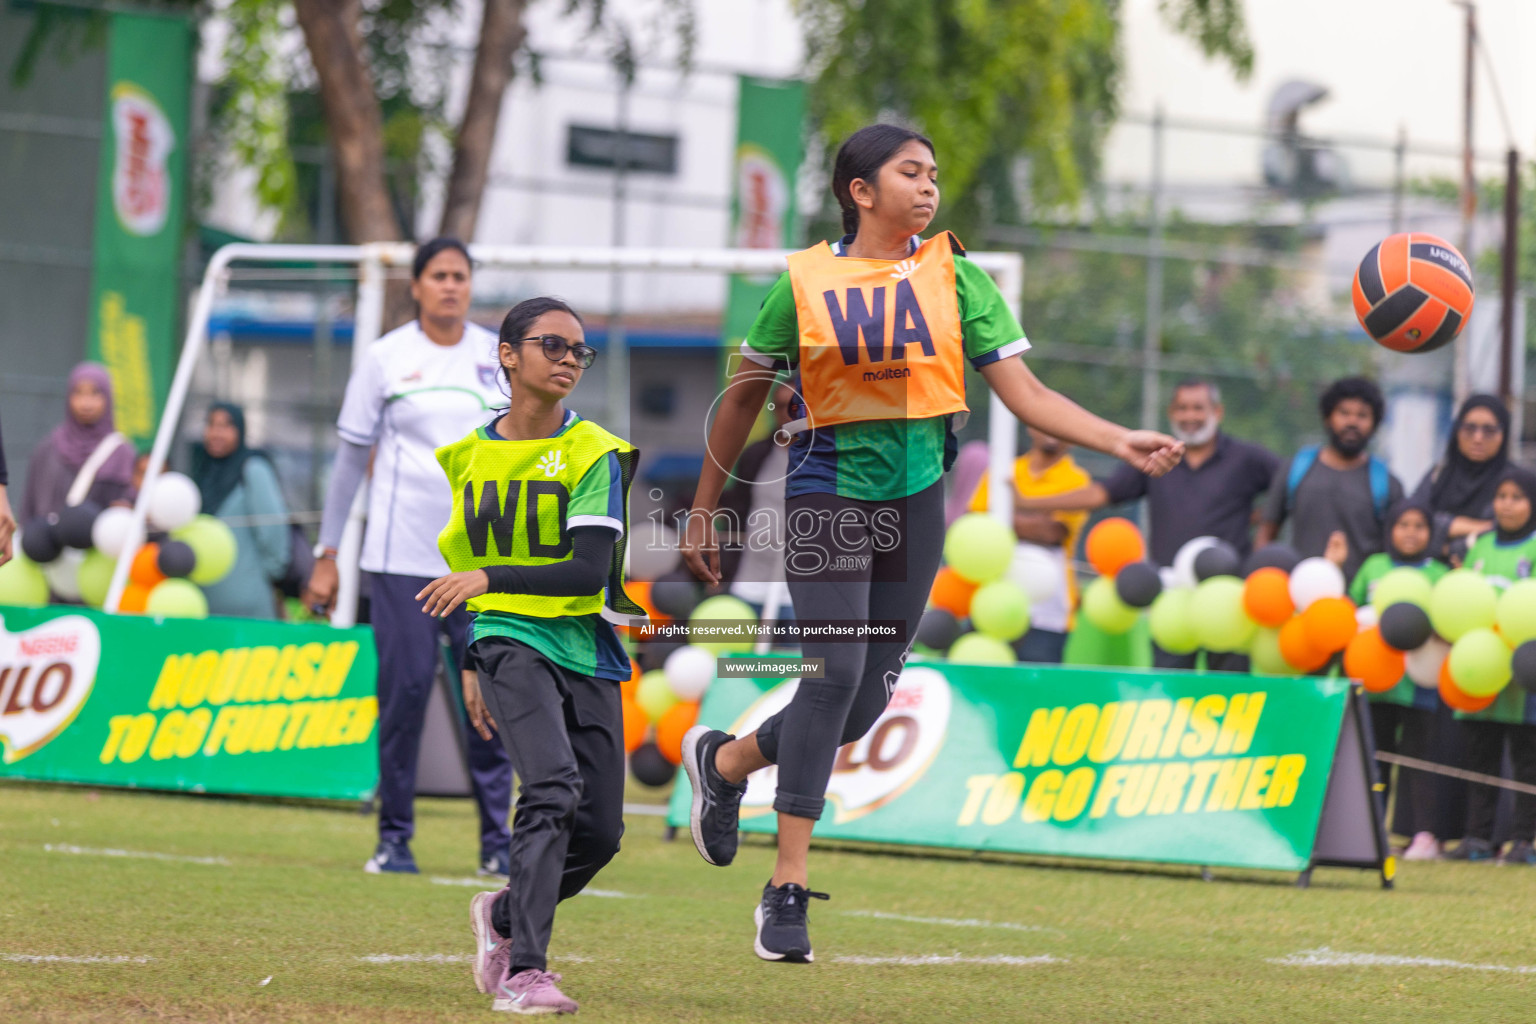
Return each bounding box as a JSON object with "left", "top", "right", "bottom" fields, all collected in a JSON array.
[
  {"left": 722, "top": 77, "right": 805, "bottom": 368},
  {"left": 86, "top": 12, "right": 193, "bottom": 446},
  {"left": 0, "top": 606, "right": 379, "bottom": 801},
  {"left": 669, "top": 659, "right": 1352, "bottom": 872}
]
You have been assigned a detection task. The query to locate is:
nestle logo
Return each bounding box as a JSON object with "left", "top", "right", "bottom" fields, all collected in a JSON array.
[{"left": 18, "top": 635, "right": 79, "bottom": 658}]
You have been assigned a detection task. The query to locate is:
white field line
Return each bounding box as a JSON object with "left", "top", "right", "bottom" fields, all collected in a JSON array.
[
  {"left": 44, "top": 844, "right": 229, "bottom": 866},
  {"left": 358, "top": 954, "right": 595, "bottom": 964},
  {"left": 841, "top": 910, "right": 1055, "bottom": 933},
  {"left": 1270, "top": 947, "right": 1536, "bottom": 974},
  {"left": 428, "top": 877, "right": 639, "bottom": 898},
  {"left": 3, "top": 954, "right": 152, "bottom": 964},
  {"left": 621, "top": 803, "right": 669, "bottom": 817},
  {"left": 832, "top": 954, "right": 1065, "bottom": 966}
]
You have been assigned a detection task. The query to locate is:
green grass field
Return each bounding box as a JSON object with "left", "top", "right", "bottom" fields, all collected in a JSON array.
[{"left": 4, "top": 779, "right": 1536, "bottom": 1023}]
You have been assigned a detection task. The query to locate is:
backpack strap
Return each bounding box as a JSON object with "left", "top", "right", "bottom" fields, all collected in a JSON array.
[
  {"left": 1284, "top": 444, "right": 1321, "bottom": 518},
  {"left": 1367, "top": 456, "right": 1391, "bottom": 521},
  {"left": 66, "top": 432, "right": 129, "bottom": 507}
]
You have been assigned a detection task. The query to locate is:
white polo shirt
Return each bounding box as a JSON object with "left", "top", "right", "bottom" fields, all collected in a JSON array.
[{"left": 336, "top": 320, "right": 504, "bottom": 578}]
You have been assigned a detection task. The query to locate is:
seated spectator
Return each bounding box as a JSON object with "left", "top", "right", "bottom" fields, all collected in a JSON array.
[
  {"left": 191, "top": 403, "right": 291, "bottom": 619},
  {"left": 22, "top": 362, "right": 135, "bottom": 522}
]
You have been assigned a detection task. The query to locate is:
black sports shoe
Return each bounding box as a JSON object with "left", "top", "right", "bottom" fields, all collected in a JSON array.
[
  {"left": 754, "top": 881, "right": 830, "bottom": 963},
  {"left": 1502, "top": 839, "right": 1536, "bottom": 866},
  {"left": 1446, "top": 837, "right": 1496, "bottom": 862},
  {"left": 681, "top": 726, "right": 747, "bottom": 866}
]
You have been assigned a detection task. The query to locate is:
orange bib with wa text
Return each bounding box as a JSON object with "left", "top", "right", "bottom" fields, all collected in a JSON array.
[{"left": 785, "top": 233, "right": 968, "bottom": 429}]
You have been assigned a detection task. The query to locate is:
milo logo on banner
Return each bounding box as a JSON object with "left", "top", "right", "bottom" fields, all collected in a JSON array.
[
  {"left": 733, "top": 143, "right": 790, "bottom": 250},
  {"left": 110, "top": 82, "right": 175, "bottom": 237},
  {"left": 731, "top": 666, "right": 951, "bottom": 824},
  {"left": 0, "top": 614, "right": 100, "bottom": 764}
]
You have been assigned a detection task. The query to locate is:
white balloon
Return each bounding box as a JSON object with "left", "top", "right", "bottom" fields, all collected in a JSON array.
[
  {"left": 1405, "top": 636, "right": 1451, "bottom": 689},
  {"left": 1170, "top": 536, "right": 1219, "bottom": 589},
  {"left": 43, "top": 548, "right": 85, "bottom": 602},
  {"left": 1288, "top": 557, "right": 1346, "bottom": 611},
  {"left": 663, "top": 644, "right": 716, "bottom": 702},
  {"left": 626, "top": 523, "right": 680, "bottom": 582},
  {"left": 1005, "top": 544, "right": 1063, "bottom": 606},
  {"left": 148, "top": 472, "right": 202, "bottom": 532},
  {"left": 1355, "top": 604, "right": 1380, "bottom": 632},
  {"left": 91, "top": 505, "right": 136, "bottom": 559}
]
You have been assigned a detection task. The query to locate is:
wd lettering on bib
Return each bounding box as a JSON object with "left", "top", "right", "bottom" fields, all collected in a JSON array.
[
  {"left": 788, "top": 233, "right": 967, "bottom": 428},
  {"left": 461, "top": 479, "right": 571, "bottom": 560}
]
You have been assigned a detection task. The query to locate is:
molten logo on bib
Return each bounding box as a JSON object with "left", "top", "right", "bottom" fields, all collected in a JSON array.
[
  {"left": 0, "top": 615, "right": 101, "bottom": 763},
  {"left": 110, "top": 83, "right": 175, "bottom": 237},
  {"left": 731, "top": 666, "right": 952, "bottom": 824}
]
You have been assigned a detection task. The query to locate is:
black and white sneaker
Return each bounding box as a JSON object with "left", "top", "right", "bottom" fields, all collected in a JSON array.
[
  {"left": 753, "top": 880, "right": 830, "bottom": 963},
  {"left": 681, "top": 726, "right": 747, "bottom": 866}
]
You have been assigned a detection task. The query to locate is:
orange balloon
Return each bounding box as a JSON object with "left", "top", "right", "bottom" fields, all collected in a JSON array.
[
  {"left": 1439, "top": 661, "right": 1499, "bottom": 713},
  {"left": 1343, "top": 627, "right": 1407, "bottom": 693},
  {"left": 1279, "top": 615, "right": 1330, "bottom": 672},
  {"left": 1243, "top": 567, "right": 1295, "bottom": 628},
  {"left": 130, "top": 544, "right": 166, "bottom": 589},
  {"left": 1085, "top": 518, "right": 1145, "bottom": 577},
  {"left": 621, "top": 696, "right": 647, "bottom": 753},
  {"left": 621, "top": 659, "right": 641, "bottom": 701},
  {"left": 654, "top": 701, "right": 700, "bottom": 765},
  {"left": 929, "top": 566, "right": 979, "bottom": 618},
  {"left": 118, "top": 582, "right": 152, "bottom": 614},
  {"left": 1302, "top": 596, "right": 1358, "bottom": 654}
]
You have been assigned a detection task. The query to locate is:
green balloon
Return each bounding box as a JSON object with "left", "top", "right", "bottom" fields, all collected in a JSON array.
[
  {"left": 947, "top": 631, "right": 1016, "bottom": 665},
  {"left": 1429, "top": 569, "right": 1498, "bottom": 641},
  {"left": 1081, "top": 576, "right": 1140, "bottom": 635},
  {"left": 1371, "top": 567, "right": 1435, "bottom": 613},
  {"left": 1249, "top": 627, "right": 1296, "bottom": 676},
  {"left": 1148, "top": 588, "right": 1200, "bottom": 655},
  {"left": 943, "top": 513, "right": 1014, "bottom": 585},
  {"left": 145, "top": 578, "right": 209, "bottom": 619},
  {"left": 1191, "top": 576, "right": 1256, "bottom": 653},
  {"left": 174, "top": 515, "right": 237, "bottom": 586},
  {"left": 970, "top": 581, "right": 1031, "bottom": 641},
  {"left": 77, "top": 549, "right": 117, "bottom": 607},
  {"left": 1448, "top": 627, "right": 1513, "bottom": 698},
  {"left": 0, "top": 555, "right": 49, "bottom": 608},
  {"left": 1497, "top": 579, "right": 1536, "bottom": 647},
  {"left": 688, "top": 594, "right": 758, "bottom": 654},
  {"left": 636, "top": 669, "right": 679, "bottom": 722}
]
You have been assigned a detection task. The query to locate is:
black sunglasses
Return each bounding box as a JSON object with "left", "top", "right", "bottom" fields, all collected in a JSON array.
[{"left": 513, "top": 334, "right": 596, "bottom": 369}]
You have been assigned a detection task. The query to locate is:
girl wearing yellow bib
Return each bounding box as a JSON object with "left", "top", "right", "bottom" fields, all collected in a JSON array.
[
  {"left": 679, "top": 124, "right": 1185, "bottom": 963},
  {"left": 418, "top": 297, "right": 643, "bottom": 1015}
]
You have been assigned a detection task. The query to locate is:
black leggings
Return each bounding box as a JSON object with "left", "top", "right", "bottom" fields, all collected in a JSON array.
[{"left": 755, "top": 480, "right": 945, "bottom": 819}]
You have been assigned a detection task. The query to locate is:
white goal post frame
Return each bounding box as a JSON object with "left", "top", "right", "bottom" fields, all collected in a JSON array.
[{"left": 104, "top": 242, "right": 1025, "bottom": 625}]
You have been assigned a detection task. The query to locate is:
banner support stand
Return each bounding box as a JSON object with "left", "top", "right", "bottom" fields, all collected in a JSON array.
[{"left": 1301, "top": 686, "right": 1395, "bottom": 890}]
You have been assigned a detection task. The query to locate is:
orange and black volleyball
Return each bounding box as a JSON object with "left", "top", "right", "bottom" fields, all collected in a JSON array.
[{"left": 1351, "top": 232, "right": 1475, "bottom": 353}]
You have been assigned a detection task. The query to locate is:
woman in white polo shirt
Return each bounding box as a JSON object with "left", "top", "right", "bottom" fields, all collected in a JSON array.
[{"left": 307, "top": 237, "right": 514, "bottom": 876}]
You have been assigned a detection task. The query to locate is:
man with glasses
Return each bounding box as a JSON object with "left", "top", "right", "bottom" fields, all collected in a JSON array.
[{"left": 1255, "top": 376, "right": 1404, "bottom": 583}]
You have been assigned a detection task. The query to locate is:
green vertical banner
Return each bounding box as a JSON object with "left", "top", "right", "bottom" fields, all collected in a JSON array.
[
  {"left": 723, "top": 77, "right": 805, "bottom": 365},
  {"left": 86, "top": 12, "right": 192, "bottom": 446}
]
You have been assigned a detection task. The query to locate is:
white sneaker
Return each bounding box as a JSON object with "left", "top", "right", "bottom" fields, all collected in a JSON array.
[{"left": 1402, "top": 831, "right": 1442, "bottom": 861}]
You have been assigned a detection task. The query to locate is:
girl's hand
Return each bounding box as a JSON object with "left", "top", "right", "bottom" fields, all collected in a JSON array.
[
  {"left": 680, "top": 509, "right": 722, "bottom": 585},
  {"left": 415, "top": 570, "right": 489, "bottom": 618},
  {"left": 1114, "top": 431, "right": 1185, "bottom": 477},
  {"left": 462, "top": 669, "right": 497, "bottom": 741}
]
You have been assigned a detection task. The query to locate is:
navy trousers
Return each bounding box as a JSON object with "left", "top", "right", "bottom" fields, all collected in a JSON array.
[{"left": 368, "top": 571, "right": 513, "bottom": 854}]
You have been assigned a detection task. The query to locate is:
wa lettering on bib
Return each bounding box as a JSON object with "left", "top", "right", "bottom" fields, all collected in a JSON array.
[
  {"left": 786, "top": 232, "right": 968, "bottom": 428},
  {"left": 435, "top": 420, "right": 646, "bottom": 621}
]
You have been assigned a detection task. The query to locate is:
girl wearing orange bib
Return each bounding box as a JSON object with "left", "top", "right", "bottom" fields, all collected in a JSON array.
[{"left": 680, "top": 124, "right": 1184, "bottom": 963}]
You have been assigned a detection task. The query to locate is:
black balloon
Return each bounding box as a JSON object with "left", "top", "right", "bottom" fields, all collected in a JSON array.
[
  {"left": 1242, "top": 542, "right": 1301, "bottom": 577},
  {"left": 629, "top": 742, "right": 676, "bottom": 787},
  {"left": 1115, "top": 562, "right": 1163, "bottom": 608},
  {"left": 1379, "top": 602, "right": 1433, "bottom": 652},
  {"left": 650, "top": 577, "right": 703, "bottom": 619},
  {"left": 56, "top": 502, "right": 102, "bottom": 550},
  {"left": 916, "top": 607, "right": 963, "bottom": 651},
  {"left": 156, "top": 539, "right": 197, "bottom": 579},
  {"left": 1514, "top": 642, "right": 1536, "bottom": 692},
  {"left": 21, "top": 515, "right": 62, "bottom": 564},
  {"left": 1193, "top": 541, "right": 1242, "bottom": 582}
]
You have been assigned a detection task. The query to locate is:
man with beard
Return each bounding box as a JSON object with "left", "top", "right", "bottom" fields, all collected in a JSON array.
[
  {"left": 1255, "top": 376, "right": 1402, "bottom": 583},
  {"left": 1019, "top": 379, "right": 1278, "bottom": 569},
  {"left": 968, "top": 426, "right": 1092, "bottom": 662}
]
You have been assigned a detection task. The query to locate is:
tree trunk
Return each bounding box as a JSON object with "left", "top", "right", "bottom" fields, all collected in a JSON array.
[
  {"left": 437, "top": 0, "right": 527, "bottom": 241},
  {"left": 292, "top": 0, "right": 403, "bottom": 244}
]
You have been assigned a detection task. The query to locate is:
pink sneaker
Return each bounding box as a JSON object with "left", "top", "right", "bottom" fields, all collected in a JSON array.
[
  {"left": 493, "top": 969, "right": 579, "bottom": 1015},
  {"left": 470, "top": 889, "right": 510, "bottom": 995},
  {"left": 1403, "top": 832, "right": 1442, "bottom": 861}
]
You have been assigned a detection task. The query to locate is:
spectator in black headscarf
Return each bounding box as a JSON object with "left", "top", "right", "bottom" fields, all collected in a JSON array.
[{"left": 1406, "top": 394, "right": 1510, "bottom": 564}]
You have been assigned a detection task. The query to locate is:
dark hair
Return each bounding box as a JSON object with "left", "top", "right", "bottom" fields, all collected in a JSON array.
[
  {"left": 831, "top": 124, "right": 935, "bottom": 237},
  {"left": 497, "top": 297, "right": 583, "bottom": 387},
  {"left": 1319, "top": 376, "right": 1384, "bottom": 427},
  {"left": 412, "top": 236, "right": 472, "bottom": 280}
]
